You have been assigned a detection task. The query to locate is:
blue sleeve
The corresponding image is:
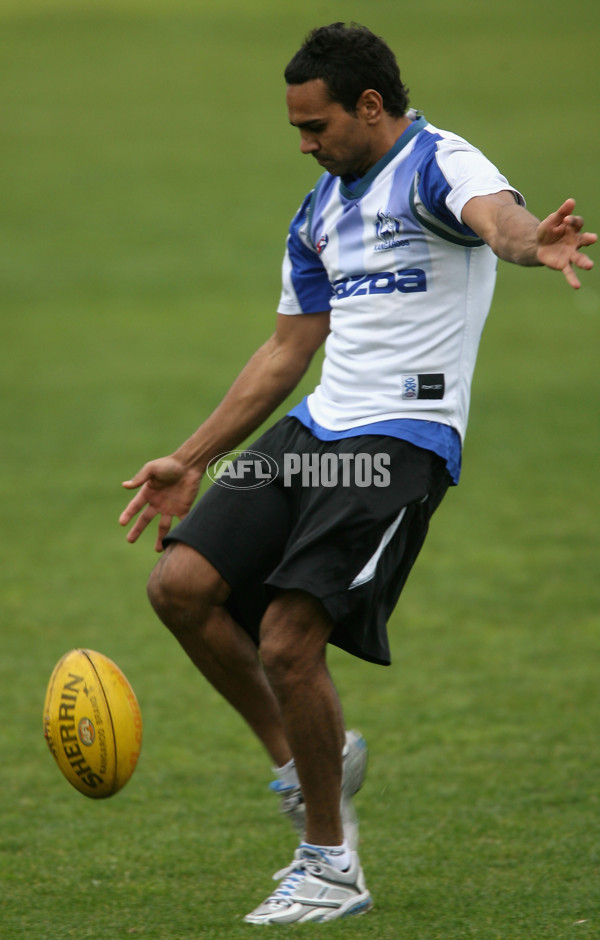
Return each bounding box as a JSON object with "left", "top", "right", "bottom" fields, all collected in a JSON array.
[
  {"left": 417, "top": 150, "right": 481, "bottom": 239},
  {"left": 284, "top": 194, "right": 332, "bottom": 313}
]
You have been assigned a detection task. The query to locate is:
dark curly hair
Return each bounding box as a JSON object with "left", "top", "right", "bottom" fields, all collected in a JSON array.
[{"left": 284, "top": 23, "right": 409, "bottom": 117}]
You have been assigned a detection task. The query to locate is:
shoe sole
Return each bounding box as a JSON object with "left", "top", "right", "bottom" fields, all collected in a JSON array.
[{"left": 245, "top": 891, "right": 373, "bottom": 924}]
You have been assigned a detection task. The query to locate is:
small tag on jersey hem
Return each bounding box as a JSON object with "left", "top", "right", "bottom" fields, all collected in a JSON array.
[{"left": 401, "top": 374, "right": 445, "bottom": 400}]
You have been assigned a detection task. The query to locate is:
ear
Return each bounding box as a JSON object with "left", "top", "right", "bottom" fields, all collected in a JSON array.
[{"left": 357, "top": 89, "right": 384, "bottom": 124}]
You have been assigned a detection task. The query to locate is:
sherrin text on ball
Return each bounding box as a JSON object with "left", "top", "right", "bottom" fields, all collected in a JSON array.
[{"left": 43, "top": 649, "right": 143, "bottom": 798}]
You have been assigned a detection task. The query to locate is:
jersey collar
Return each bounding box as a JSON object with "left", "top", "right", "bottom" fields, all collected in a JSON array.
[{"left": 339, "top": 115, "right": 427, "bottom": 200}]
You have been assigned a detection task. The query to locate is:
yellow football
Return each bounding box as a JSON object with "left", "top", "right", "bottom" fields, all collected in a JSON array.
[{"left": 43, "top": 648, "right": 143, "bottom": 799}]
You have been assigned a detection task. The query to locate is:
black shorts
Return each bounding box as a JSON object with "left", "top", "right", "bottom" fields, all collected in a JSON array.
[{"left": 164, "top": 417, "right": 450, "bottom": 665}]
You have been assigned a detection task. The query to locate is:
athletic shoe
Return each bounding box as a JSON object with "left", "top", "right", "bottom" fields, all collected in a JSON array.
[
  {"left": 268, "top": 778, "right": 306, "bottom": 839},
  {"left": 269, "top": 729, "right": 368, "bottom": 849},
  {"left": 244, "top": 845, "right": 372, "bottom": 924},
  {"left": 340, "top": 729, "right": 368, "bottom": 851}
]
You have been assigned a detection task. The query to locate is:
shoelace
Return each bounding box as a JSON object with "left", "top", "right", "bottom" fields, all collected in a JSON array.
[{"left": 266, "top": 857, "right": 324, "bottom": 908}]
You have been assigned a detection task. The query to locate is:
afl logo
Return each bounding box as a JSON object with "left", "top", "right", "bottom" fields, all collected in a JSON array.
[
  {"left": 78, "top": 717, "right": 95, "bottom": 747},
  {"left": 316, "top": 234, "right": 329, "bottom": 254},
  {"left": 401, "top": 375, "right": 418, "bottom": 400},
  {"left": 206, "top": 450, "right": 279, "bottom": 489}
]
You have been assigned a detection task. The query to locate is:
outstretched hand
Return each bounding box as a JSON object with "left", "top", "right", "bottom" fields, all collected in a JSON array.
[
  {"left": 536, "top": 198, "right": 596, "bottom": 289},
  {"left": 119, "top": 457, "right": 203, "bottom": 552}
]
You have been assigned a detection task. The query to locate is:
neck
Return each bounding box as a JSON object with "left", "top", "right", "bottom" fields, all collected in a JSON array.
[{"left": 367, "top": 114, "right": 412, "bottom": 169}]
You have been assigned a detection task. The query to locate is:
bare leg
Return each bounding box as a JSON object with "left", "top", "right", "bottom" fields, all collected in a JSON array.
[
  {"left": 259, "top": 589, "right": 345, "bottom": 847},
  {"left": 147, "top": 543, "right": 292, "bottom": 767}
]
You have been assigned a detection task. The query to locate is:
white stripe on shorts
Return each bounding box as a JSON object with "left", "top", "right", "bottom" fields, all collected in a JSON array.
[{"left": 348, "top": 507, "right": 407, "bottom": 590}]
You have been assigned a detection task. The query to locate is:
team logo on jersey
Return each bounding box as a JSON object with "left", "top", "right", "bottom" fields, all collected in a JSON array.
[
  {"left": 374, "top": 210, "right": 409, "bottom": 251},
  {"left": 316, "top": 233, "right": 329, "bottom": 254}
]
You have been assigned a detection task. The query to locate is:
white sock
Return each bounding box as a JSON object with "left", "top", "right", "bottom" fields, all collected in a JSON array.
[
  {"left": 273, "top": 757, "right": 299, "bottom": 790},
  {"left": 302, "top": 840, "right": 352, "bottom": 872}
]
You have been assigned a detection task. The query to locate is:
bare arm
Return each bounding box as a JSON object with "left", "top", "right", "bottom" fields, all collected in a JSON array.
[
  {"left": 175, "top": 311, "right": 329, "bottom": 469},
  {"left": 462, "top": 192, "right": 596, "bottom": 288},
  {"left": 119, "top": 311, "right": 330, "bottom": 549}
]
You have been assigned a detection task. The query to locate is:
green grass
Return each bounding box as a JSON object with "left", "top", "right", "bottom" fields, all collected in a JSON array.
[{"left": 1, "top": 0, "right": 599, "bottom": 937}]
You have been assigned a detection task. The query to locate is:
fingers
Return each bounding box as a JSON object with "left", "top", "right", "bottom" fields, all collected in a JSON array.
[
  {"left": 121, "top": 462, "right": 154, "bottom": 491},
  {"left": 549, "top": 200, "right": 587, "bottom": 238},
  {"left": 119, "top": 456, "right": 193, "bottom": 547},
  {"left": 578, "top": 230, "right": 598, "bottom": 249},
  {"left": 557, "top": 197, "right": 576, "bottom": 220},
  {"left": 562, "top": 243, "right": 596, "bottom": 289},
  {"left": 562, "top": 242, "right": 595, "bottom": 287},
  {"left": 119, "top": 494, "right": 175, "bottom": 548},
  {"left": 542, "top": 199, "right": 575, "bottom": 234},
  {"left": 539, "top": 197, "right": 596, "bottom": 290},
  {"left": 118, "top": 487, "right": 151, "bottom": 527},
  {"left": 562, "top": 263, "right": 582, "bottom": 291},
  {"left": 555, "top": 201, "right": 596, "bottom": 240},
  {"left": 155, "top": 514, "right": 174, "bottom": 553},
  {"left": 124, "top": 505, "right": 159, "bottom": 544},
  {"left": 573, "top": 249, "right": 595, "bottom": 270}
]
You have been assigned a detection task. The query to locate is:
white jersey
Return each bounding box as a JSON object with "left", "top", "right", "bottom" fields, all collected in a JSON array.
[{"left": 278, "top": 112, "right": 524, "bottom": 444}]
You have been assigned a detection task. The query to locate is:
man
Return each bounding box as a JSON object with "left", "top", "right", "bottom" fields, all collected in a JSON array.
[{"left": 119, "top": 23, "right": 595, "bottom": 925}]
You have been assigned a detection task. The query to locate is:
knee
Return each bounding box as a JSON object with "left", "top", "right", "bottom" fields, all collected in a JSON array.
[
  {"left": 259, "top": 630, "right": 296, "bottom": 688},
  {"left": 260, "top": 629, "right": 325, "bottom": 706},
  {"left": 146, "top": 561, "right": 184, "bottom": 632},
  {"left": 146, "top": 558, "right": 178, "bottom": 622},
  {"left": 146, "top": 544, "right": 229, "bottom": 634},
  {"left": 259, "top": 591, "right": 330, "bottom": 691}
]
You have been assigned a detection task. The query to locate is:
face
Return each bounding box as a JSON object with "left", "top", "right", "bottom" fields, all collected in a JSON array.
[{"left": 286, "top": 79, "right": 376, "bottom": 178}]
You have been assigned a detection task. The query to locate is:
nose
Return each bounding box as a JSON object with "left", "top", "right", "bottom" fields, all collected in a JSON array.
[{"left": 299, "top": 133, "right": 319, "bottom": 155}]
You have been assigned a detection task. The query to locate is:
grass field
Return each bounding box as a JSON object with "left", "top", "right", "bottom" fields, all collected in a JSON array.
[{"left": 1, "top": 0, "right": 599, "bottom": 937}]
